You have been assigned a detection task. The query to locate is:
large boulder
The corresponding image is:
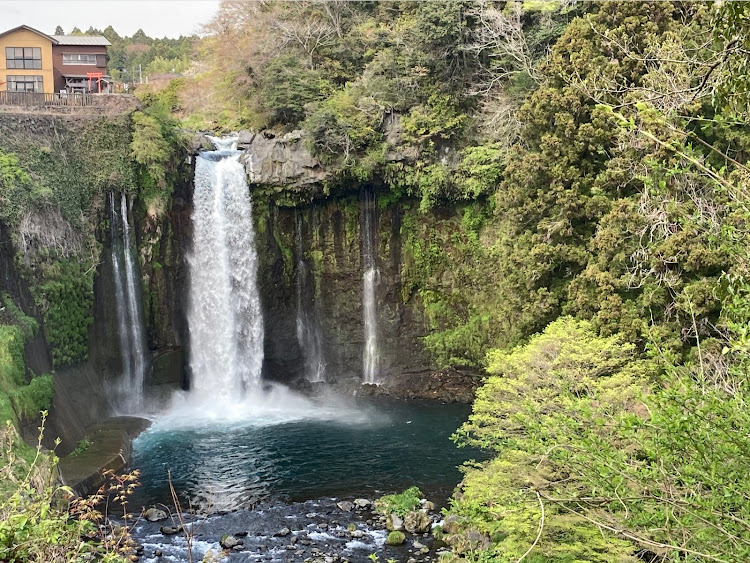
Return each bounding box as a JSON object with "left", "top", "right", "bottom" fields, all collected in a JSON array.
[
  {"left": 144, "top": 507, "right": 167, "bottom": 522},
  {"left": 386, "top": 513, "right": 404, "bottom": 532},
  {"left": 386, "top": 531, "right": 406, "bottom": 545},
  {"left": 404, "top": 510, "right": 431, "bottom": 534},
  {"left": 238, "top": 129, "right": 328, "bottom": 192}
]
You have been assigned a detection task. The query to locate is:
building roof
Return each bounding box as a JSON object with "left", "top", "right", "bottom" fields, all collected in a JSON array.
[
  {"left": 52, "top": 35, "right": 111, "bottom": 46},
  {"left": 0, "top": 25, "right": 58, "bottom": 44}
]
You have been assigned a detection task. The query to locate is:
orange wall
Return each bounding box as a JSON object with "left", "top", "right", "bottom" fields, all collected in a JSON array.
[{"left": 0, "top": 29, "right": 54, "bottom": 93}]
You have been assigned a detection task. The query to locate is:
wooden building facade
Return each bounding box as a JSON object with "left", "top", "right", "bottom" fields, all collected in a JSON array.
[{"left": 0, "top": 25, "right": 111, "bottom": 95}]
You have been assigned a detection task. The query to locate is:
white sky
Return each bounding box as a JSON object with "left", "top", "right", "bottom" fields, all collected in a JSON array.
[{"left": 0, "top": 1, "right": 221, "bottom": 39}]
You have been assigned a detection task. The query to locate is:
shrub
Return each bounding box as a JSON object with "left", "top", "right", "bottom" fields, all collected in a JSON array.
[{"left": 376, "top": 486, "right": 422, "bottom": 517}]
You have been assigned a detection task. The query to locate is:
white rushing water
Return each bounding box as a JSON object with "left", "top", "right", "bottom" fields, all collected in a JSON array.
[
  {"left": 187, "top": 136, "right": 264, "bottom": 405},
  {"left": 110, "top": 192, "right": 148, "bottom": 413},
  {"left": 362, "top": 190, "right": 380, "bottom": 385},
  {"left": 296, "top": 212, "right": 326, "bottom": 382}
]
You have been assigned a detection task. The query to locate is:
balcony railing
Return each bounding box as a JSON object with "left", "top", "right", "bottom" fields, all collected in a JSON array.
[{"left": 0, "top": 91, "right": 95, "bottom": 108}]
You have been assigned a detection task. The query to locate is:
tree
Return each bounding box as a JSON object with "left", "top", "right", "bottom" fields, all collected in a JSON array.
[{"left": 54, "top": 25, "right": 64, "bottom": 35}]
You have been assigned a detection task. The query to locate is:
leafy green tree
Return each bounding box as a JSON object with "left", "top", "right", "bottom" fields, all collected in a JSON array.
[{"left": 261, "top": 55, "right": 332, "bottom": 126}]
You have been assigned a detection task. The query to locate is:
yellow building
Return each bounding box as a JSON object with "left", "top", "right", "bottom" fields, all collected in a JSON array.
[{"left": 0, "top": 25, "right": 55, "bottom": 94}]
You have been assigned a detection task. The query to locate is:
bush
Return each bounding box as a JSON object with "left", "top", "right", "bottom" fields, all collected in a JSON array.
[
  {"left": 9, "top": 375, "right": 54, "bottom": 420},
  {"left": 376, "top": 486, "right": 422, "bottom": 517}
]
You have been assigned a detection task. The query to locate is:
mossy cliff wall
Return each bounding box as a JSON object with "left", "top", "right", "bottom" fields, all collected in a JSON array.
[
  {"left": 0, "top": 112, "right": 189, "bottom": 452},
  {"left": 253, "top": 189, "right": 497, "bottom": 389}
]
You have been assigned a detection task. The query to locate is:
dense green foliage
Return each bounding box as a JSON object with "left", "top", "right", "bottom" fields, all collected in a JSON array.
[
  {"left": 376, "top": 486, "right": 423, "bottom": 518},
  {"left": 183, "top": 1, "right": 750, "bottom": 560}
]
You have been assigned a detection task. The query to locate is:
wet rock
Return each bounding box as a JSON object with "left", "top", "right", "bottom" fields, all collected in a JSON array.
[
  {"left": 386, "top": 530, "right": 406, "bottom": 545},
  {"left": 306, "top": 513, "right": 317, "bottom": 518},
  {"left": 144, "top": 507, "right": 168, "bottom": 522},
  {"left": 349, "top": 530, "right": 365, "bottom": 539},
  {"left": 274, "top": 526, "right": 291, "bottom": 537},
  {"left": 235, "top": 531, "right": 249, "bottom": 537},
  {"left": 159, "top": 525, "right": 182, "bottom": 535},
  {"left": 336, "top": 501, "right": 354, "bottom": 512},
  {"left": 413, "top": 541, "right": 426, "bottom": 550},
  {"left": 442, "top": 514, "right": 461, "bottom": 534},
  {"left": 464, "top": 529, "right": 490, "bottom": 551},
  {"left": 404, "top": 510, "right": 431, "bottom": 534},
  {"left": 353, "top": 498, "right": 372, "bottom": 510},
  {"left": 154, "top": 549, "right": 162, "bottom": 557},
  {"left": 421, "top": 500, "right": 436, "bottom": 512},
  {"left": 220, "top": 534, "right": 242, "bottom": 549},
  {"left": 386, "top": 513, "right": 404, "bottom": 532},
  {"left": 318, "top": 523, "right": 328, "bottom": 530}
]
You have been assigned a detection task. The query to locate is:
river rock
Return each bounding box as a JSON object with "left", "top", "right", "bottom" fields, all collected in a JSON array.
[
  {"left": 386, "top": 530, "right": 406, "bottom": 545},
  {"left": 274, "top": 527, "right": 291, "bottom": 537},
  {"left": 349, "top": 529, "right": 365, "bottom": 539},
  {"left": 159, "top": 525, "right": 182, "bottom": 535},
  {"left": 220, "top": 534, "right": 242, "bottom": 549},
  {"left": 353, "top": 498, "right": 372, "bottom": 510},
  {"left": 421, "top": 499, "right": 436, "bottom": 512},
  {"left": 386, "top": 513, "right": 404, "bottom": 532},
  {"left": 336, "top": 501, "right": 354, "bottom": 512},
  {"left": 404, "top": 510, "right": 431, "bottom": 534},
  {"left": 442, "top": 514, "right": 461, "bottom": 534},
  {"left": 144, "top": 507, "right": 168, "bottom": 522}
]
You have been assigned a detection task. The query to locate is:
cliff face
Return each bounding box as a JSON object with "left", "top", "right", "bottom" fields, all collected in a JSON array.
[
  {"left": 0, "top": 114, "right": 483, "bottom": 453},
  {"left": 255, "top": 192, "right": 434, "bottom": 385},
  {"left": 0, "top": 112, "right": 190, "bottom": 452}
]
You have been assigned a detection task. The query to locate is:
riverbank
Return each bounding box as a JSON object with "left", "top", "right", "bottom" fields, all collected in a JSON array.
[{"left": 128, "top": 495, "right": 448, "bottom": 563}]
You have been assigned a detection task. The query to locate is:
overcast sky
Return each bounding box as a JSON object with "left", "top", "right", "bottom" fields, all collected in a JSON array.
[{"left": 0, "top": 1, "right": 221, "bottom": 38}]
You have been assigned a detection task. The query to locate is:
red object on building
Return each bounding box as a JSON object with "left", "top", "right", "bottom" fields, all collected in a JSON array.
[{"left": 87, "top": 71, "right": 103, "bottom": 93}]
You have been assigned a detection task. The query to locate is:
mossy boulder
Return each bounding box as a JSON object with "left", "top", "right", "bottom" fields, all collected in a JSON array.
[
  {"left": 386, "top": 530, "right": 406, "bottom": 545},
  {"left": 404, "top": 510, "right": 431, "bottom": 534}
]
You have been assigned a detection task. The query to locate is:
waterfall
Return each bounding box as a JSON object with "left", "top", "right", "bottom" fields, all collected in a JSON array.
[
  {"left": 187, "top": 136, "right": 264, "bottom": 403},
  {"left": 362, "top": 189, "right": 380, "bottom": 385},
  {"left": 109, "top": 192, "right": 148, "bottom": 413},
  {"left": 295, "top": 211, "right": 325, "bottom": 382}
]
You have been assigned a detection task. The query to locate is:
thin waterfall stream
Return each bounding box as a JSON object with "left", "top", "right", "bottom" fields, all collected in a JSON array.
[
  {"left": 295, "top": 211, "right": 325, "bottom": 382},
  {"left": 109, "top": 192, "right": 148, "bottom": 413},
  {"left": 362, "top": 189, "right": 380, "bottom": 384},
  {"left": 187, "top": 136, "right": 264, "bottom": 404}
]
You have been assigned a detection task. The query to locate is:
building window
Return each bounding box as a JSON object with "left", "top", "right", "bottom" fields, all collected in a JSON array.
[
  {"left": 62, "top": 53, "right": 97, "bottom": 65},
  {"left": 5, "top": 47, "right": 42, "bottom": 69},
  {"left": 6, "top": 75, "right": 44, "bottom": 92}
]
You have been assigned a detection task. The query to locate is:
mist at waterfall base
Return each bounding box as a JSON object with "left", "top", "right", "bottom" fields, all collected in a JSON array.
[{"left": 129, "top": 137, "right": 481, "bottom": 513}]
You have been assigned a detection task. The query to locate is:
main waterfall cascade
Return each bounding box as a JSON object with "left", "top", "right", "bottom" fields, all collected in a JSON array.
[
  {"left": 109, "top": 192, "right": 149, "bottom": 413},
  {"left": 187, "top": 136, "right": 264, "bottom": 403},
  {"left": 295, "top": 212, "right": 326, "bottom": 382},
  {"left": 361, "top": 189, "right": 380, "bottom": 385}
]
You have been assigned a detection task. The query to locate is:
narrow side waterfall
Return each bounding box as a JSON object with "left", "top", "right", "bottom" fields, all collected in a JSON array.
[
  {"left": 187, "top": 136, "right": 264, "bottom": 403},
  {"left": 362, "top": 189, "right": 380, "bottom": 384},
  {"left": 109, "top": 192, "right": 148, "bottom": 413},
  {"left": 295, "top": 212, "right": 325, "bottom": 382}
]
